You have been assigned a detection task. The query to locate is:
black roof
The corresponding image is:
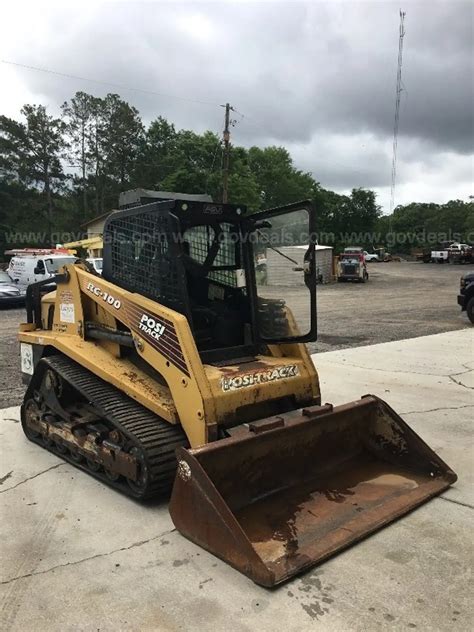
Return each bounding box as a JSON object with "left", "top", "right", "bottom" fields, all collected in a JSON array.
[{"left": 118, "top": 188, "right": 213, "bottom": 209}]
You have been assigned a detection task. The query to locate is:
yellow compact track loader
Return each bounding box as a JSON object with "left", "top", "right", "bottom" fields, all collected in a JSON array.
[{"left": 18, "top": 199, "right": 456, "bottom": 587}]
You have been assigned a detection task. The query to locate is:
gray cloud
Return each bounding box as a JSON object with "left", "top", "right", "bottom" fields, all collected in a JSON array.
[{"left": 1, "top": 1, "right": 473, "bottom": 208}]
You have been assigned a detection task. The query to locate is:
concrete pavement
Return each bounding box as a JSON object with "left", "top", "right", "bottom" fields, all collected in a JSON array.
[{"left": 0, "top": 330, "right": 472, "bottom": 631}]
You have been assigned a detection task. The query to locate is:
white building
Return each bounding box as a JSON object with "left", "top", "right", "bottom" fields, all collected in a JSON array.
[{"left": 266, "top": 244, "right": 334, "bottom": 285}]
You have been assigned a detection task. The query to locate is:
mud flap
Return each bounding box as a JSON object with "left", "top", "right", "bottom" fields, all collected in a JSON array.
[{"left": 169, "top": 395, "right": 457, "bottom": 587}]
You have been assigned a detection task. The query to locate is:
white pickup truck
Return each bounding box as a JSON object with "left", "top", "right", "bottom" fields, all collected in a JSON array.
[
  {"left": 428, "top": 243, "right": 472, "bottom": 264},
  {"left": 364, "top": 252, "right": 380, "bottom": 262}
]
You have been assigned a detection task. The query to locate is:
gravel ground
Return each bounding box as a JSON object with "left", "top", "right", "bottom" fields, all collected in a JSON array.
[
  {"left": 309, "top": 260, "right": 472, "bottom": 354},
  {"left": 0, "top": 305, "right": 26, "bottom": 409},
  {"left": 0, "top": 261, "right": 471, "bottom": 408}
]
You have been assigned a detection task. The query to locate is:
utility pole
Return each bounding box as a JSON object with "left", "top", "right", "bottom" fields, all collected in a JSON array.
[{"left": 221, "top": 103, "right": 234, "bottom": 203}]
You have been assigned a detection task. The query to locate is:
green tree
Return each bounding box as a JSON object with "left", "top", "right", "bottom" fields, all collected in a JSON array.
[
  {"left": 102, "top": 94, "right": 144, "bottom": 187},
  {"left": 62, "top": 91, "right": 97, "bottom": 216},
  {"left": 223, "top": 146, "right": 259, "bottom": 209},
  {"left": 134, "top": 116, "right": 179, "bottom": 188},
  {"left": 312, "top": 188, "right": 381, "bottom": 251},
  {"left": 345, "top": 188, "right": 381, "bottom": 237},
  {"left": 159, "top": 130, "right": 222, "bottom": 197},
  {"left": 0, "top": 105, "right": 67, "bottom": 244},
  {"left": 464, "top": 201, "right": 474, "bottom": 242},
  {"left": 78, "top": 94, "right": 144, "bottom": 215},
  {"left": 378, "top": 199, "right": 474, "bottom": 253},
  {"left": 3, "top": 89, "right": 470, "bottom": 260},
  {"left": 313, "top": 187, "right": 346, "bottom": 243},
  {"left": 248, "top": 146, "right": 318, "bottom": 209}
]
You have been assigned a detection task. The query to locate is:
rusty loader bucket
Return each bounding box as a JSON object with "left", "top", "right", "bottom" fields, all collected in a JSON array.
[{"left": 169, "top": 395, "right": 456, "bottom": 587}]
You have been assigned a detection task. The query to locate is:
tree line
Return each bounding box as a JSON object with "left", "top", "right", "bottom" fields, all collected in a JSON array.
[{"left": 0, "top": 90, "right": 472, "bottom": 257}]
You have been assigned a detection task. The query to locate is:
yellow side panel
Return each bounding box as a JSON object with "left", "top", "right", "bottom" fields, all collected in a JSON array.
[
  {"left": 20, "top": 264, "right": 321, "bottom": 449},
  {"left": 18, "top": 331, "right": 178, "bottom": 423}
]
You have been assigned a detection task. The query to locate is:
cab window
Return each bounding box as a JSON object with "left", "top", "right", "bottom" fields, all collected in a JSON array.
[{"left": 45, "top": 257, "right": 75, "bottom": 273}]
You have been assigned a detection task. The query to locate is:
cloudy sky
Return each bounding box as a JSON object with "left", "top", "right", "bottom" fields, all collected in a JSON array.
[{"left": 1, "top": 0, "right": 472, "bottom": 212}]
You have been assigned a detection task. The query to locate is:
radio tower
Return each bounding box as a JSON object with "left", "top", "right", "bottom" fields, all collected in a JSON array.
[{"left": 390, "top": 10, "right": 406, "bottom": 215}]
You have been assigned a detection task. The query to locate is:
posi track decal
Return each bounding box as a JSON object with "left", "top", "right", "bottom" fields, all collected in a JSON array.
[
  {"left": 138, "top": 313, "right": 166, "bottom": 340},
  {"left": 221, "top": 365, "right": 299, "bottom": 392},
  {"left": 122, "top": 301, "right": 190, "bottom": 377},
  {"left": 81, "top": 277, "right": 189, "bottom": 376}
]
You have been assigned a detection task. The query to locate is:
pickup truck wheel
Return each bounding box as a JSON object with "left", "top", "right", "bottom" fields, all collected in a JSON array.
[{"left": 467, "top": 297, "right": 474, "bottom": 324}]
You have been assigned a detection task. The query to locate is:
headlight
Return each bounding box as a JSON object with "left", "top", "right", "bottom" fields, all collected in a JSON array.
[
  {"left": 0, "top": 290, "right": 20, "bottom": 297},
  {"left": 460, "top": 277, "right": 466, "bottom": 288}
]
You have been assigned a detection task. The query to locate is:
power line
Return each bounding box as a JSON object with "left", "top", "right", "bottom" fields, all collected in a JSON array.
[
  {"left": 3, "top": 59, "right": 392, "bottom": 198},
  {"left": 389, "top": 10, "right": 406, "bottom": 215},
  {"left": 1, "top": 59, "right": 220, "bottom": 108}
]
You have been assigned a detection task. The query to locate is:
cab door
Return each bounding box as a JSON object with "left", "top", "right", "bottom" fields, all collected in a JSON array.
[{"left": 247, "top": 200, "right": 317, "bottom": 344}]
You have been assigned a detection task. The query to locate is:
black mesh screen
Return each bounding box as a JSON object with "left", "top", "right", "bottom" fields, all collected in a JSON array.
[
  {"left": 103, "top": 202, "right": 187, "bottom": 312},
  {"left": 182, "top": 222, "right": 238, "bottom": 287},
  {"left": 210, "top": 223, "right": 238, "bottom": 287},
  {"left": 183, "top": 225, "right": 212, "bottom": 264}
]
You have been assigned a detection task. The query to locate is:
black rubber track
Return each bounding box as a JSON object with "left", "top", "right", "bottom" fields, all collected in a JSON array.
[{"left": 21, "top": 354, "right": 188, "bottom": 499}]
